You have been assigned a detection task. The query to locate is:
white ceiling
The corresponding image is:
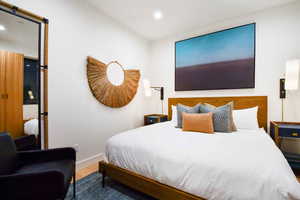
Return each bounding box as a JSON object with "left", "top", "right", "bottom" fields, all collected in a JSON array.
[
  {"left": 0, "top": 10, "right": 39, "bottom": 57},
  {"left": 87, "top": 0, "right": 296, "bottom": 40}
]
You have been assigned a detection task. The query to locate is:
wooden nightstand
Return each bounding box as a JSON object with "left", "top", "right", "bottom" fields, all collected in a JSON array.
[
  {"left": 144, "top": 114, "right": 168, "bottom": 126},
  {"left": 270, "top": 121, "right": 300, "bottom": 169}
]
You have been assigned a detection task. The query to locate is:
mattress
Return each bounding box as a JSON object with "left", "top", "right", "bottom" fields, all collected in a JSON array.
[{"left": 105, "top": 122, "right": 300, "bottom": 200}]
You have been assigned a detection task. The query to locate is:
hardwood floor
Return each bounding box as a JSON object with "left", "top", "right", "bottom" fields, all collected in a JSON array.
[{"left": 76, "top": 163, "right": 98, "bottom": 181}]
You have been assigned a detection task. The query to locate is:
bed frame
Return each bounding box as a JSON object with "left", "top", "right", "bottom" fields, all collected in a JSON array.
[{"left": 99, "top": 96, "right": 268, "bottom": 200}]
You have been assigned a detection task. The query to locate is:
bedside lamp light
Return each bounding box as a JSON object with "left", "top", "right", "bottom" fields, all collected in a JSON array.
[
  {"left": 280, "top": 59, "right": 300, "bottom": 121},
  {"left": 143, "top": 79, "right": 152, "bottom": 97},
  {"left": 285, "top": 59, "right": 300, "bottom": 90},
  {"left": 28, "top": 90, "right": 35, "bottom": 100},
  {"left": 143, "top": 79, "right": 164, "bottom": 114}
]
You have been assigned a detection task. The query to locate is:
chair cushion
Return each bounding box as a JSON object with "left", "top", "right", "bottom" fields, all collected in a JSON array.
[
  {"left": 14, "top": 135, "right": 38, "bottom": 151},
  {"left": 0, "top": 133, "right": 17, "bottom": 175},
  {"left": 15, "top": 159, "right": 75, "bottom": 190}
]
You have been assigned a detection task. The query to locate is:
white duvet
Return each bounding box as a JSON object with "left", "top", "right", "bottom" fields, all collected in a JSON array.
[
  {"left": 105, "top": 122, "right": 300, "bottom": 200},
  {"left": 24, "top": 119, "right": 39, "bottom": 136}
]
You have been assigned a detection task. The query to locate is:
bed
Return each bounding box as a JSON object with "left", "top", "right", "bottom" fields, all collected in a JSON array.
[
  {"left": 24, "top": 118, "right": 39, "bottom": 136},
  {"left": 99, "top": 96, "right": 300, "bottom": 200}
]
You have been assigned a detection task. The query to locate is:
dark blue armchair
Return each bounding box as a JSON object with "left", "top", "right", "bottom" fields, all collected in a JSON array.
[{"left": 0, "top": 133, "right": 76, "bottom": 200}]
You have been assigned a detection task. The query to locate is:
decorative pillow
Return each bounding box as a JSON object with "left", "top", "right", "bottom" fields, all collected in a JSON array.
[
  {"left": 199, "top": 102, "right": 234, "bottom": 133},
  {"left": 176, "top": 104, "right": 201, "bottom": 128},
  {"left": 182, "top": 112, "right": 214, "bottom": 133},
  {"left": 233, "top": 107, "right": 259, "bottom": 130},
  {"left": 171, "top": 105, "right": 177, "bottom": 126},
  {"left": 203, "top": 102, "right": 237, "bottom": 132}
]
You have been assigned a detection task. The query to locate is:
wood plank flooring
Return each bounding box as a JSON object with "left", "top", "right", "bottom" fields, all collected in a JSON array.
[{"left": 76, "top": 163, "right": 98, "bottom": 181}]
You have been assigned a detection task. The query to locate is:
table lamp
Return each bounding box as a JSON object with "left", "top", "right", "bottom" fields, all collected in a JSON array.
[
  {"left": 280, "top": 59, "right": 300, "bottom": 121},
  {"left": 143, "top": 79, "right": 164, "bottom": 114}
]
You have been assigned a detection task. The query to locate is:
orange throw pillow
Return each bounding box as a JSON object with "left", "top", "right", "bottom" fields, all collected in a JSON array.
[{"left": 182, "top": 112, "right": 214, "bottom": 133}]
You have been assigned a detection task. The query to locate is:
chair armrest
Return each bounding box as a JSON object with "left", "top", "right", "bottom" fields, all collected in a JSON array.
[
  {"left": 17, "top": 147, "right": 76, "bottom": 166},
  {"left": 0, "top": 170, "right": 65, "bottom": 199}
]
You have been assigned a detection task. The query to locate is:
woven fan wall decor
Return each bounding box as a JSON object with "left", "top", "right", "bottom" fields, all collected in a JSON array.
[{"left": 87, "top": 56, "right": 140, "bottom": 108}]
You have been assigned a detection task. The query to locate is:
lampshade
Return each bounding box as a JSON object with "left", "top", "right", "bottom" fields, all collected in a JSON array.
[
  {"left": 143, "top": 79, "right": 152, "bottom": 97},
  {"left": 285, "top": 59, "right": 300, "bottom": 90}
]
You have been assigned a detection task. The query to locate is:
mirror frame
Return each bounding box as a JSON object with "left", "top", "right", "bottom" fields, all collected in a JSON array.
[{"left": 0, "top": 1, "right": 49, "bottom": 148}]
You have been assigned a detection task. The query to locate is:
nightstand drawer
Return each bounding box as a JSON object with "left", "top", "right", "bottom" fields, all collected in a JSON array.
[
  {"left": 144, "top": 114, "right": 168, "bottom": 126},
  {"left": 146, "top": 116, "right": 160, "bottom": 124},
  {"left": 279, "top": 128, "right": 300, "bottom": 138}
]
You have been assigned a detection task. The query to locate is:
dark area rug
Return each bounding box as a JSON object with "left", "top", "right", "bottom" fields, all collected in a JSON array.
[{"left": 65, "top": 172, "right": 156, "bottom": 200}]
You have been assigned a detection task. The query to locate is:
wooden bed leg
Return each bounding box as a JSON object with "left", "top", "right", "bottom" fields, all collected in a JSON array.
[{"left": 99, "top": 161, "right": 106, "bottom": 188}]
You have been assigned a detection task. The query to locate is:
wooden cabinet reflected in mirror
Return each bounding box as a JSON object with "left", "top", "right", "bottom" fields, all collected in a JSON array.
[
  {"left": 0, "top": 51, "right": 24, "bottom": 139},
  {"left": 0, "top": 3, "right": 48, "bottom": 149}
]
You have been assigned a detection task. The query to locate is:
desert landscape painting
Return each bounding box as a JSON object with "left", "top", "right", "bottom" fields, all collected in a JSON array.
[{"left": 175, "top": 23, "right": 255, "bottom": 91}]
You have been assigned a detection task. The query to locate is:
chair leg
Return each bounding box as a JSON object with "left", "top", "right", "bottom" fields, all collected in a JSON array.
[
  {"left": 102, "top": 171, "right": 106, "bottom": 188},
  {"left": 73, "top": 166, "right": 76, "bottom": 199}
]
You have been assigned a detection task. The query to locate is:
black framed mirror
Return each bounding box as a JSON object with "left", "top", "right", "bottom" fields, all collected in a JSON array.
[{"left": 0, "top": 4, "right": 48, "bottom": 149}]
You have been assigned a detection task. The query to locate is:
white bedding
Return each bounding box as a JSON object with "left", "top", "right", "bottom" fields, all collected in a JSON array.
[
  {"left": 24, "top": 119, "right": 39, "bottom": 136},
  {"left": 105, "top": 122, "right": 300, "bottom": 200}
]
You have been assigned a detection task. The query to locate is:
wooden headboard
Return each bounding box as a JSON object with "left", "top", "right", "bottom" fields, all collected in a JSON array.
[{"left": 168, "top": 96, "right": 268, "bottom": 130}]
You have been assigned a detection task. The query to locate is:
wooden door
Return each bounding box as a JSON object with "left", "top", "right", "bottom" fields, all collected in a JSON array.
[
  {"left": 0, "top": 50, "right": 24, "bottom": 138},
  {"left": 0, "top": 51, "right": 6, "bottom": 132}
]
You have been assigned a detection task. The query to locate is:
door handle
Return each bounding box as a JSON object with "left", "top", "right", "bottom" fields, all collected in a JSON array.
[{"left": 1, "top": 94, "right": 8, "bottom": 99}]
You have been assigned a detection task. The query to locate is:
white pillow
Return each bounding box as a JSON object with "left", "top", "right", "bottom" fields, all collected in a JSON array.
[
  {"left": 24, "top": 119, "right": 39, "bottom": 136},
  {"left": 233, "top": 107, "right": 259, "bottom": 130},
  {"left": 171, "top": 105, "right": 177, "bottom": 126}
]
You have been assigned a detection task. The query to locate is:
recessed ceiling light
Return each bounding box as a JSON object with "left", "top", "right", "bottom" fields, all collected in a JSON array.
[
  {"left": 153, "top": 10, "right": 163, "bottom": 20},
  {"left": 0, "top": 24, "right": 6, "bottom": 31}
]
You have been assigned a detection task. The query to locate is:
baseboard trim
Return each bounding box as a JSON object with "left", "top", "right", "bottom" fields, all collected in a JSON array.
[{"left": 76, "top": 153, "right": 104, "bottom": 170}]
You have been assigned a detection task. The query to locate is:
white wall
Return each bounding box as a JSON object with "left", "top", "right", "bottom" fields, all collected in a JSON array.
[
  {"left": 6, "top": 0, "right": 151, "bottom": 166},
  {"left": 148, "top": 2, "right": 300, "bottom": 152},
  {"left": 0, "top": 40, "right": 38, "bottom": 58},
  {"left": 149, "top": 2, "right": 300, "bottom": 121}
]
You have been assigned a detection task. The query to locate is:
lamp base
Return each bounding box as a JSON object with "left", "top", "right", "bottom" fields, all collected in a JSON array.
[
  {"left": 280, "top": 79, "right": 286, "bottom": 99},
  {"left": 281, "top": 98, "right": 284, "bottom": 122}
]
